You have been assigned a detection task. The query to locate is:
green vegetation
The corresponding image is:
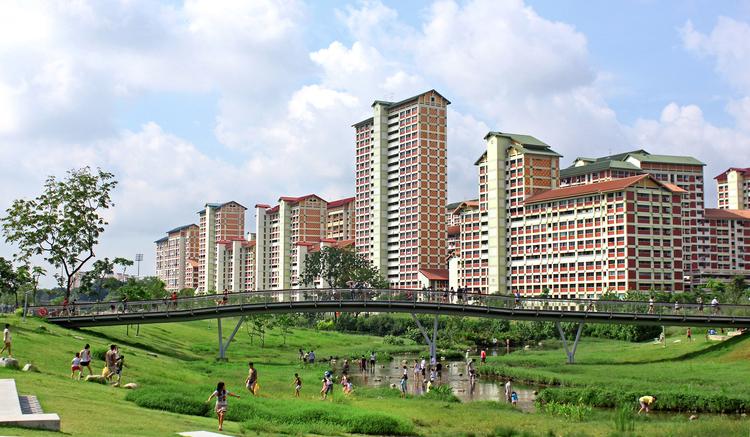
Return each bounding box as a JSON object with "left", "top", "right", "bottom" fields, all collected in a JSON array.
[
  {"left": 299, "top": 245, "right": 388, "bottom": 288},
  {"left": 0, "top": 313, "right": 749, "bottom": 436},
  {"left": 1, "top": 166, "right": 117, "bottom": 300}
]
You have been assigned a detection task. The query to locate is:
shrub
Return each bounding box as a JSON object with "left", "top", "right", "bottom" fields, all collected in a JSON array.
[
  {"left": 537, "top": 387, "right": 749, "bottom": 414},
  {"left": 125, "top": 390, "right": 210, "bottom": 416},
  {"left": 316, "top": 319, "right": 334, "bottom": 331},
  {"left": 541, "top": 401, "right": 592, "bottom": 421},
  {"left": 383, "top": 334, "right": 406, "bottom": 345},
  {"left": 420, "top": 384, "right": 460, "bottom": 403}
]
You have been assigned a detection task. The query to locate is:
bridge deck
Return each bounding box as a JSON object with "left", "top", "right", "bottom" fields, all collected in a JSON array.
[{"left": 33, "top": 289, "right": 750, "bottom": 329}]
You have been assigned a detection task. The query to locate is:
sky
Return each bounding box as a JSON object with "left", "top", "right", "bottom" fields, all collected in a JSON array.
[{"left": 1, "top": 0, "right": 750, "bottom": 285}]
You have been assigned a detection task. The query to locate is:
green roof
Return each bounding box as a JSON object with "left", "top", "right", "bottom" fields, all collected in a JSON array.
[
  {"left": 560, "top": 160, "right": 645, "bottom": 179},
  {"left": 627, "top": 153, "right": 705, "bottom": 166},
  {"left": 593, "top": 149, "right": 648, "bottom": 162},
  {"left": 371, "top": 89, "right": 451, "bottom": 108},
  {"left": 482, "top": 132, "right": 562, "bottom": 160}
]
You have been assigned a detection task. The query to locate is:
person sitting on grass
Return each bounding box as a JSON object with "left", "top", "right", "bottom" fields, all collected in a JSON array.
[
  {"left": 71, "top": 352, "right": 82, "bottom": 380},
  {"left": 638, "top": 395, "right": 656, "bottom": 414},
  {"left": 207, "top": 381, "right": 240, "bottom": 432}
]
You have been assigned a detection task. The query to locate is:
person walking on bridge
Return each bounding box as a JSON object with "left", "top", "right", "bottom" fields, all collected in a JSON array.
[
  {"left": 648, "top": 297, "right": 655, "bottom": 314},
  {"left": 711, "top": 297, "right": 720, "bottom": 314}
]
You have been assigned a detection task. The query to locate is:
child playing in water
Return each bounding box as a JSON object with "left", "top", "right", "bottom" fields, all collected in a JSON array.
[{"left": 511, "top": 391, "right": 518, "bottom": 406}]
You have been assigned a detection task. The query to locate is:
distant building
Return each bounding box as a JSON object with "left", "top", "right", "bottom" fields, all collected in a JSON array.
[
  {"left": 155, "top": 224, "right": 199, "bottom": 292},
  {"left": 692, "top": 209, "right": 750, "bottom": 285},
  {"left": 354, "top": 90, "right": 450, "bottom": 289},
  {"left": 197, "top": 202, "right": 246, "bottom": 293},
  {"left": 715, "top": 167, "right": 750, "bottom": 209}
]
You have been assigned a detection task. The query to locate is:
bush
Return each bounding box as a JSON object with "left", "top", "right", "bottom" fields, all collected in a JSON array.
[
  {"left": 125, "top": 390, "right": 210, "bottom": 416},
  {"left": 420, "top": 384, "right": 460, "bottom": 403},
  {"left": 541, "top": 401, "right": 592, "bottom": 421},
  {"left": 537, "top": 387, "right": 749, "bottom": 413},
  {"left": 316, "top": 319, "right": 335, "bottom": 331},
  {"left": 383, "top": 335, "right": 406, "bottom": 345}
]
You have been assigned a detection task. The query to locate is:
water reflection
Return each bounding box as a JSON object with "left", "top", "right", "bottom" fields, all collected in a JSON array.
[{"left": 346, "top": 355, "right": 536, "bottom": 412}]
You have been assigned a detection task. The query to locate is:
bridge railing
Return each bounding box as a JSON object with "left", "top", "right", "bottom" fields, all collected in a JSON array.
[{"left": 28, "top": 288, "right": 750, "bottom": 321}]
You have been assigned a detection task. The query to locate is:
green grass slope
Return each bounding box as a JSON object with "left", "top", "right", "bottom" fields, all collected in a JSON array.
[{"left": 1, "top": 314, "right": 749, "bottom": 436}]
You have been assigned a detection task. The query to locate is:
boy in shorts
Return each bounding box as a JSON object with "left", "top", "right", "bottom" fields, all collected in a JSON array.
[{"left": 71, "top": 352, "right": 82, "bottom": 380}]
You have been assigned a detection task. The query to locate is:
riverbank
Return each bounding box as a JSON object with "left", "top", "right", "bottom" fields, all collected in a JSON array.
[
  {"left": 0, "top": 314, "right": 749, "bottom": 436},
  {"left": 479, "top": 329, "right": 750, "bottom": 413}
]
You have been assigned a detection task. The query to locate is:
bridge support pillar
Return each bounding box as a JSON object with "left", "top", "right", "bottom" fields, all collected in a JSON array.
[
  {"left": 411, "top": 314, "right": 439, "bottom": 364},
  {"left": 556, "top": 322, "right": 584, "bottom": 364},
  {"left": 217, "top": 317, "right": 246, "bottom": 360}
]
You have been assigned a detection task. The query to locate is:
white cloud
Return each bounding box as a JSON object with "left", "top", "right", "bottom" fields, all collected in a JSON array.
[{"left": 681, "top": 17, "right": 750, "bottom": 93}]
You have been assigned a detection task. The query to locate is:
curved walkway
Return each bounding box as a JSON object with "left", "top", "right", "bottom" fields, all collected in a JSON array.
[{"left": 33, "top": 289, "right": 750, "bottom": 329}]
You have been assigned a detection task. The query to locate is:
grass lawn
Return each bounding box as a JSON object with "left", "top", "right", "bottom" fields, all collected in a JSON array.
[{"left": 0, "top": 314, "right": 748, "bottom": 436}]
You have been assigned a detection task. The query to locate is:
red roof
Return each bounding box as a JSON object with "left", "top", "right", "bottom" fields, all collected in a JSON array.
[
  {"left": 296, "top": 241, "right": 316, "bottom": 247},
  {"left": 419, "top": 268, "right": 449, "bottom": 281},
  {"left": 279, "top": 194, "right": 326, "bottom": 204},
  {"left": 525, "top": 174, "right": 682, "bottom": 204},
  {"left": 714, "top": 167, "right": 750, "bottom": 181},
  {"left": 255, "top": 203, "right": 271, "bottom": 209},
  {"left": 266, "top": 205, "right": 279, "bottom": 214},
  {"left": 705, "top": 209, "right": 750, "bottom": 221},
  {"left": 333, "top": 239, "right": 354, "bottom": 248},
  {"left": 448, "top": 225, "right": 460, "bottom": 236},
  {"left": 327, "top": 197, "right": 355, "bottom": 208},
  {"left": 320, "top": 238, "right": 338, "bottom": 243}
]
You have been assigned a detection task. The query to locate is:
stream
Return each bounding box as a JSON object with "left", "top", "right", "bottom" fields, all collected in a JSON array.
[{"left": 346, "top": 355, "right": 538, "bottom": 412}]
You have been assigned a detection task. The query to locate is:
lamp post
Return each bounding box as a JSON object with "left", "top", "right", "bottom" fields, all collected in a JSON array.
[{"left": 135, "top": 254, "right": 143, "bottom": 278}]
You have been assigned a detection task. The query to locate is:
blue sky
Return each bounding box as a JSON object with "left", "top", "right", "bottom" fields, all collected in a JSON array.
[{"left": 1, "top": 0, "right": 749, "bottom": 283}]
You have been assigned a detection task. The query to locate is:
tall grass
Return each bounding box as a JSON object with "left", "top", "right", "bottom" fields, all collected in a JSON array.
[{"left": 537, "top": 387, "right": 749, "bottom": 413}]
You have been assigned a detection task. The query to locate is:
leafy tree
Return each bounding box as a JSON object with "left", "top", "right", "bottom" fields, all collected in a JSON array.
[
  {"left": 29, "top": 266, "right": 46, "bottom": 305},
  {"left": 116, "top": 277, "right": 167, "bottom": 301},
  {"left": 300, "top": 246, "right": 388, "bottom": 288},
  {"left": 80, "top": 258, "right": 115, "bottom": 300},
  {"left": 113, "top": 257, "right": 133, "bottom": 275},
  {"left": 178, "top": 287, "right": 195, "bottom": 297},
  {"left": 726, "top": 276, "right": 748, "bottom": 304},
  {"left": 0, "top": 257, "right": 31, "bottom": 306},
  {"left": 274, "top": 313, "right": 300, "bottom": 345},
  {"left": 1, "top": 167, "right": 117, "bottom": 300},
  {"left": 246, "top": 314, "right": 275, "bottom": 347}
]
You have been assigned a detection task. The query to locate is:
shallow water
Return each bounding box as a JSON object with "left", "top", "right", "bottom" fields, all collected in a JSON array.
[{"left": 345, "top": 356, "right": 537, "bottom": 412}]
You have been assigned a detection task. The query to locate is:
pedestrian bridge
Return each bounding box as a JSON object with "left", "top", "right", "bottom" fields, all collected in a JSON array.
[
  {"left": 33, "top": 289, "right": 750, "bottom": 329},
  {"left": 32, "top": 289, "right": 750, "bottom": 364}
]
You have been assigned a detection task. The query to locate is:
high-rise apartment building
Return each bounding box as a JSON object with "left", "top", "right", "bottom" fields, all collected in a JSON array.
[
  {"left": 560, "top": 150, "right": 705, "bottom": 285},
  {"left": 693, "top": 209, "right": 750, "bottom": 284},
  {"left": 513, "top": 174, "right": 685, "bottom": 296},
  {"left": 353, "top": 90, "right": 450, "bottom": 289},
  {"left": 154, "top": 224, "right": 199, "bottom": 292},
  {"left": 215, "top": 234, "right": 256, "bottom": 293},
  {"left": 255, "top": 195, "right": 354, "bottom": 289},
  {"left": 716, "top": 168, "right": 750, "bottom": 209},
  {"left": 326, "top": 197, "right": 355, "bottom": 240},
  {"left": 197, "top": 201, "right": 246, "bottom": 293}
]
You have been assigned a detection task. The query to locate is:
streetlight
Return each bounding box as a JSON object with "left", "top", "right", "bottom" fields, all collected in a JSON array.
[{"left": 135, "top": 253, "right": 143, "bottom": 278}]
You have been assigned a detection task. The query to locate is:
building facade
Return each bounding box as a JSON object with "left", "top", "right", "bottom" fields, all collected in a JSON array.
[
  {"left": 255, "top": 195, "right": 355, "bottom": 290},
  {"left": 215, "top": 235, "right": 256, "bottom": 293},
  {"left": 693, "top": 209, "right": 750, "bottom": 284},
  {"left": 197, "top": 202, "right": 246, "bottom": 293},
  {"left": 154, "top": 224, "right": 199, "bottom": 292},
  {"left": 511, "top": 174, "right": 685, "bottom": 296},
  {"left": 353, "top": 90, "right": 450, "bottom": 289},
  {"left": 716, "top": 168, "right": 750, "bottom": 210}
]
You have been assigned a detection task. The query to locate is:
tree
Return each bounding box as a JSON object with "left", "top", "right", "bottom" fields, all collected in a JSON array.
[
  {"left": 726, "top": 276, "right": 748, "bottom": 304},
  {"left": 80, "top": 258, "right": 115, "bottom": 300},
  {"left": 30, "top": 266, "right": 46, "bottom": 305},
  {"left": 0, "top": 257, "right": 30, "bottom": 307},
  {"left": 1, "top": 167, "right": 117, "bottom": 300},
  {"left": 247, "top": 315, "right": 275, "bottom": 347},
  {"left": 300, "top": 246, "right": 388, "bottom": 288},
  {"left": 274, "top": 313, "right": 300, "bottom": 346},
  {"left": 113, "top": 257, "right": 133, "bottom": 275},
  {"left": 116, "top": 277, "right": 167, "bottom": 301}
]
